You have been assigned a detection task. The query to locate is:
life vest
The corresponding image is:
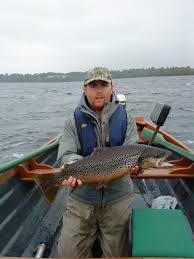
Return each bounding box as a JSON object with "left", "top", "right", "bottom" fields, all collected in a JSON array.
[{"left": 74, "top": 105, "right": 127, "bottom": 157}]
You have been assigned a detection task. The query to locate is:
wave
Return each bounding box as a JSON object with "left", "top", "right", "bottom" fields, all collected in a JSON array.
[
  {"left": 1, "top": 142, "right": 25, "bottom": 152},
  {"left": 0, "top": 96, "right": 12, "bottom": 99},
  {"left": 12, "top": 153, "right": 24, "bottom": 158},
  {"left": 179, "top": 107, "right": 194, "bottom": 112},
  {"left": 187, "top": 140, "right": 194, "bottom": 144},
  {"left": 10, "top": 142, "right": 25, "bottom": 148},
  {"left": 124, "top": 92, "right": 132, "bottom": 96}
]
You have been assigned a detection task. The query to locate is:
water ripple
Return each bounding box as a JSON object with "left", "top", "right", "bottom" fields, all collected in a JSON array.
[{"left": 1, "top": 76, "right": 194, "bottom": 163}]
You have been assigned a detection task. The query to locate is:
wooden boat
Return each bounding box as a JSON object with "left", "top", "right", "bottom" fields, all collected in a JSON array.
[{"left": 1, "top": 103, "right": 194, "bottom": 259}]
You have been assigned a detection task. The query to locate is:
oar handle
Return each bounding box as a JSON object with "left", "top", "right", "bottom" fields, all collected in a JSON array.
[{"left": 148, "top": 125, "right": 160, "bottom": 145}]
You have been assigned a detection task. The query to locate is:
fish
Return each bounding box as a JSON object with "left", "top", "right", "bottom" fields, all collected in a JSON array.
[{"left": 32, "top": 144, "right": 172, "bottom": 203}]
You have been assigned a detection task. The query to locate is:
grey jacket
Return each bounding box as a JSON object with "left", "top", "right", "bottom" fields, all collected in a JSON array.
[{"left": 57, "top": 92, "right": 138, "bottom": 206}]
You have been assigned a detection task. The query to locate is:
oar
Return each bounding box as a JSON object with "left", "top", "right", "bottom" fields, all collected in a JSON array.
[{"left": 142, "top": 127, "right": 194, "bottom": 162}]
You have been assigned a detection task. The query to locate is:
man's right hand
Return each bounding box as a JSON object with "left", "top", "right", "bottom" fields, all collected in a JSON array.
[{"left": 60, "top": 165, "right": 82, "bottom": 187}]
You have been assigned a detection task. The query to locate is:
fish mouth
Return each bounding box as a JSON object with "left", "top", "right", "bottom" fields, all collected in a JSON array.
[
  {"left": 156, "top": 157, "right": 172, "bottom": 168},
  {"left": 156, "top": 150, "right": 172, "bottom": 168}
]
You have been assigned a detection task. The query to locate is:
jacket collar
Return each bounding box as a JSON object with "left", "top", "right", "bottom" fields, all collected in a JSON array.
[{"left": 77, "top": 91, "right": 119, "bottom": 115}]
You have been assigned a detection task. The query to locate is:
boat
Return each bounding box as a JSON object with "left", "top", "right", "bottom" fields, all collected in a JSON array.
[{"left": 0, "top": 101, "right": 194, "bottom": 259}]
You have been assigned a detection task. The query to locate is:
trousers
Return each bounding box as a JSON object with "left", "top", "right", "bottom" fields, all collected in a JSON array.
[{"left": 57, "top": 194, "right": 134, "bottom": 258}]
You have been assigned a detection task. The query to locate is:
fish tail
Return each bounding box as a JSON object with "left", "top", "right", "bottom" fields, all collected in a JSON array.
[{"left": 32, "top": 171, "right": 64, "bottom": 203}]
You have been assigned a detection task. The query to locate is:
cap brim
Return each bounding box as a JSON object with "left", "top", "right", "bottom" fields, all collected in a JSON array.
[{"left": 84, "top": 77, "right": 112, "bottom": 85}]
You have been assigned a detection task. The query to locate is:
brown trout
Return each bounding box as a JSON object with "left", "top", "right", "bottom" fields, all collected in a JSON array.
[{"left": 33, "top": 144, "right": 172, "bottom": 203}]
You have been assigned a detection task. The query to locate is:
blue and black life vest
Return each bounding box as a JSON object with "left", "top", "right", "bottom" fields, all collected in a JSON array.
[{"left": 74, "top": 105, "right": 127, "bottom": 157}]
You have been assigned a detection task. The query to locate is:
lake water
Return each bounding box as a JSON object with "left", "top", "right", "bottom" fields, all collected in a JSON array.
[{"left": 0, "top": 75, "right": 194, "bottom": 164}]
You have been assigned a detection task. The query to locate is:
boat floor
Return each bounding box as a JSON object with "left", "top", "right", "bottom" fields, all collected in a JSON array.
[
  {"left": 1, "top": 257, "right": 193, "bottom": 259},
  {"left": 1, "top": 174, "right": 194, "bottom": 258}
]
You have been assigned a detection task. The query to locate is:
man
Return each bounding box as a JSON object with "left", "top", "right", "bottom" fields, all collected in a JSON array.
[{"left": 57, "top": 67, "right": 139, "bottom": 258}]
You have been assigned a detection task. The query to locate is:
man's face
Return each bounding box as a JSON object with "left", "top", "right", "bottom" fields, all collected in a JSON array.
[{"left": 84, "top": 80, "right": 113, "bottom": 112}]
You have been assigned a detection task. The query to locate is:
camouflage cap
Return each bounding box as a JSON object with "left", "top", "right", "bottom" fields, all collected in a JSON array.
[{"left": 84, "top": 67, "right": 112, "bottom": 85}]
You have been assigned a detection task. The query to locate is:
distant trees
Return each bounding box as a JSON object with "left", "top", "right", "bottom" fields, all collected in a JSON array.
[
  {"left": 111, "top": 66, "right": 194, "bottom": 78},
  {"left": 0, "top": 67, "right": 194, "bottom": 82}
]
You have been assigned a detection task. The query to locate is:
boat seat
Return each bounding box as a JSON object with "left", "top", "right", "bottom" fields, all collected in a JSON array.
[{"left": 131, "top": 208, "right": 194, "bottom": 257}]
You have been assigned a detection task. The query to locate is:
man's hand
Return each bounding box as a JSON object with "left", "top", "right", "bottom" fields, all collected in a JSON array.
[
  {"left": 129, "top": 165, "right": 140, "bottom": 175},
  {"left": 60, "top": 165, "right": 82, "bottom": 187}
]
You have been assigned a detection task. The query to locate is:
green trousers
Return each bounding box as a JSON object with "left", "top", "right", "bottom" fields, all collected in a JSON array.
[{"left": 57, "top": 194, "right": 134, "bottom": 258}]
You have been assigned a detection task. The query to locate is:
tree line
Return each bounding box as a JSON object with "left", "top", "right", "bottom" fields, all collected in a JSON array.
[{"left": 0, "top": 66, "right": 194, "bottom": 82}]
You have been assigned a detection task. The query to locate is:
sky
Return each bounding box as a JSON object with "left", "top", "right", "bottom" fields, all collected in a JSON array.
[{"left": 0, "top": 0, "right": 194, "bottom": 74}]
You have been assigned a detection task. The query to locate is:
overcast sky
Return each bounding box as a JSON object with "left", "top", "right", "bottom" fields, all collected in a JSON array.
[{"left": 0, "top": 0, "right": 193, "bottom": 74}]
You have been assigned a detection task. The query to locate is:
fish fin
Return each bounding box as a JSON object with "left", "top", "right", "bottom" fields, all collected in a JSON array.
[
  {"left": 32, "top": 171, "right": 62, "bottom": 203},
  {"left": 42, "top": 186, "right": 60, "bottom": 204},
  {"left": 91, "top": 147, "right": 109, "bottom": 156},
  {"left": 61, "top": 163, "right": 70, "bottom": 170},
  {"left": 137, "top": 168, "right": 144, "bottom": 175},
  {"left": 131, "top": 167, "right": 144, "bottom": 175}
]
